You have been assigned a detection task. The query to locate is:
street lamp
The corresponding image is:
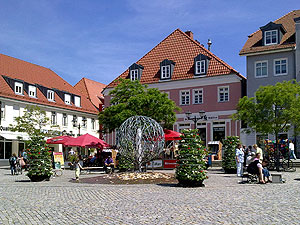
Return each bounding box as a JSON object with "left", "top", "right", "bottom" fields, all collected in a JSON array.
[{"left": 185, "top": 110, "right": 206, "bottom": 128}]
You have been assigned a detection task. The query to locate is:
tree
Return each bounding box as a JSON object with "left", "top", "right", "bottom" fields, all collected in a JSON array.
[
  {"left": 99, "top": 79, "right": 180, "bottom": 132},
  {"left": 222, "top": 136, "right": 240, "bottom": 173},
  {"left": 232, "top": 80, "right": 300, "bottom": 171},
  {"left": 10, "top": 106, "right": 55, "bottom": 180},
  {"left": 175, "top": 129, "right": 208, "bottom": 187}
]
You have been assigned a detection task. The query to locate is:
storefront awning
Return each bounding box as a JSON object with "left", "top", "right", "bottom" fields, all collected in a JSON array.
[{"left": 0, "top": 133, "right": 30, "bottom": 141}]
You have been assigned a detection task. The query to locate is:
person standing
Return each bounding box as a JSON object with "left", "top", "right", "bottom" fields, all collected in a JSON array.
[
  {"left": 235, "top": 144, "right": 244, "bottom": 177},
  {"left": 253, "top": 144, "right": 263, "bottom": 161},
  {"left": 289, "top": 140, "right": 297, "bottom": 160},
  {"left": 9, "top": 154, "right": 17, "bottom": 175}
]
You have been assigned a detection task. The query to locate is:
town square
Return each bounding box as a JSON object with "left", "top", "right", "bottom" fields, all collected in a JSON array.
[{"left": 1, "top": 1, "right": 300, "bottom": 224}]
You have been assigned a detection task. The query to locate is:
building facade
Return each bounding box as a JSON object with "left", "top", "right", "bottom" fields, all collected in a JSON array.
[
  {"left": 102, "top": 29, "right": 246, "bottom": 146},
  {"left": 0, "top": 53, "right": 99, "bottom": 165},
  {"left": 239, "top": 10, "right": 300, "bottom": 149}
]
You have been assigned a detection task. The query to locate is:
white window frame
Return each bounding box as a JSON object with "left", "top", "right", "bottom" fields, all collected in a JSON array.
[
  {"left": 255, "top": 60, "right": 268, "bottom": 78},
  {"left": 51, "top": 111, "right": 57, "bottom": 125},
  {"left": 91, "top": 118, "right": 95, "bottom": 130},
  {"left": 218, "top": 86, "right": 229, "bottom": 103},
  {"left": 64, "top": 94, "right": 71, "bottom": 105},
  {"left": 0, "top": 101, "right": 5, "bottom": 120},
  {"left": 180, "top": 90, "right": 190, "bottom": 106},
  {"left": 14, "top": 82, "right": 23, "bottom": 95},
  {"left": 274, "top": 58, "right": 288, "bottom": 76},
  {"left": 82, "top": 117, "right": 87, "bottom": 128},
  {"left": 47, "top": 90, "right": 55, "bottom": 102},
  {"left": 28, "top": 85, "right": 37, "bottom": 98},
  {"left": 130, "top": 69, "right": 139, "bottom": 81},
  {"left": 264, "top": 30, "right": 278, "bottom": 45},
  {"left": 193, "top": 88, "right": 203, "bottom": 104},
  {"left": 195, "top": 60, "right": 206, "bottom": 75},
  {"left": 74, "top": 96, "right": 81, "bottom": 107},
  {"left": 161, "top": 65, "right": 171, "bottom": 79}
]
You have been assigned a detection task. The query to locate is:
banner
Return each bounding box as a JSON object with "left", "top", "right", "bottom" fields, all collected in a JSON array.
[{"left": 53, "top": 152, "right": 64, "bottom": 169}]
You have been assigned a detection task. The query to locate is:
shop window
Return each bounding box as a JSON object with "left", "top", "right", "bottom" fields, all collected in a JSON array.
[
  {"left": 213, "top": 127, "right": 225, "bottom": 143},
  {"left": 0, "top": 142, "right": 4, "bottom": 159},
  {"left": 5, "top": 142, "right": 12, "bottom": 159}
]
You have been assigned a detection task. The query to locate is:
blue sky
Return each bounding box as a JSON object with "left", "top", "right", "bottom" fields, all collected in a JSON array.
[{"left": 0, "top": 0, "right": 298, "bottom": 85}]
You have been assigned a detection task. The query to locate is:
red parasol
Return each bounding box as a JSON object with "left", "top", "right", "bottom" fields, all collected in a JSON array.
[
  {"left": 164, "top": 129, "right": 182, "bottom": 141},
  {"left": 46, "top": 135, "right": 75, "bottom": 145},
  {"left": 64, "top": 133, "right": 110, "bottom": 148}
]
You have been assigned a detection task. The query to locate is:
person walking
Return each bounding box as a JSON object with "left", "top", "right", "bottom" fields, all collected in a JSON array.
[
  {"left": 9, "top": 154, "right": 17, "bottom": 175},
  {"left": 73, "top": 159, "right": 83, "bottom": 181},
  {"left": 289, "top": 140, "right": 297, "bottom": 160},
  {"left": 235, "top": 144, "right": 244, "bottom": 177}
]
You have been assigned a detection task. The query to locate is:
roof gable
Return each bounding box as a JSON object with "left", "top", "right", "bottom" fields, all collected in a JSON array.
[{"left": 106, "top": 29, "right": 241, "bottom": 89}]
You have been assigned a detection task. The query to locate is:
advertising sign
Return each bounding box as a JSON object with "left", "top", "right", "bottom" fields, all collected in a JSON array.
[
  {"left": 147, "top": 160, "right": 163, "bottom": 169},
  {"left": 53, "top": 152, "right": 64, "bottom": 169},
  {"left": 163, "top": 159, "right": 177, "bottom": 169}
]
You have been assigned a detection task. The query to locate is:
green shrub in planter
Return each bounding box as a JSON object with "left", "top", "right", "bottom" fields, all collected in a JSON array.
[
  {"left": 222, "top": 136, "right": 240, "bottom": 173},
  {"left": 176, "top": 129, "right": 208, "bottom": 187}
]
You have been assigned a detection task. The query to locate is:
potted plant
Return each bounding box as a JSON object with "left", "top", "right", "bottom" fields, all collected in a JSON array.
[{"left": 222, "top": 136, "right": 240, "bottom": 173}]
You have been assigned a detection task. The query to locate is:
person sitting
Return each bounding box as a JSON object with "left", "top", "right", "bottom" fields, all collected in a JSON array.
[
  {"left": 104, "top": 156, "right": 114, "bottom": 173},
  {"left": 90, "top": 154, "right": 97, "bottom": 165},
  {"left": 247, "top": 153, "right": 271, "bottom": 184}
]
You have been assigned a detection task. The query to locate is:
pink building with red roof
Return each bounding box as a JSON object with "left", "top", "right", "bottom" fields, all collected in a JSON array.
[{"left": 103, "top": 29, "right": 246, "bottom": 146}]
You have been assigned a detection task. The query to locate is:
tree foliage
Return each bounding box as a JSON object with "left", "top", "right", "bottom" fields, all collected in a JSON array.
[
  {"left": 99, "top": 79, "right": 180, "bottom": 132},
  {"left": 232, "top": 80, "right": 300, "bottom": 136}
]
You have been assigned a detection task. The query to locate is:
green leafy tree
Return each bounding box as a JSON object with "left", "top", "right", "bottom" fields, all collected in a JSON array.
[
  {"left": 232, "top": 80, "right": 300, "bottom": 170},
  {"left": 222, "top": 136, "right": 240, "bottom": 173},
  {"left": 10, "top": 106, "right": 55, "bottom": 179},
  {"left": 176, "top": 129, "right": 208, "bottom": 187},
  {"left": 99, "top": 79, "right": 180, "bottom": 132}
]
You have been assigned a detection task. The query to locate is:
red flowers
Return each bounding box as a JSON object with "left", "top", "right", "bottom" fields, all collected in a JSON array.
[{"left": 38, "top": 152, "right": 40, "bottom": 154}]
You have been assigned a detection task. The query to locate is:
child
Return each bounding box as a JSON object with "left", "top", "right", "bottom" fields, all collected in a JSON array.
[{"left": 74, "top": 159, "right": 83, "bottom": 181}]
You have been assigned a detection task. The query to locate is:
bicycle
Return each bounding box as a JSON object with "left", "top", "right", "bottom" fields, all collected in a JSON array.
[{"left": 51, "top": 169, "right": 63, "bottom": 178}]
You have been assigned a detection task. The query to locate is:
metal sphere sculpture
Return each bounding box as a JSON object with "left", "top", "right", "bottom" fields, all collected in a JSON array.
[{"left": 117, "top": 116, "right": 165, "bottom": 172}]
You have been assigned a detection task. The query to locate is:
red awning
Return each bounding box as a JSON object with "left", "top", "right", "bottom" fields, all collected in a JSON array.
[
  {"left": 64, "top": 133, "right": 110, "bottom": 148},
  {"left": 46, "top": 135, "right": 75, "bottom": 145},
  {"left": 164, "top": 129, "right": 182, "bottom": 141}
]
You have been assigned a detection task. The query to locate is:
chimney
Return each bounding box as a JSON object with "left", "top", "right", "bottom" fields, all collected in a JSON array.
[
  {"left": 295, "top": 17, "right": 300, "bottom": 82},
  {"left": 185, "top": 31, "right": 193, "bottom": 39},
  {"left": 207, "top": 39, "right": 212, "bottom": 51}
]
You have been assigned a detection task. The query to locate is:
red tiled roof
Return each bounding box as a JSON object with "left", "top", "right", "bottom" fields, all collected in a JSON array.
[
  {"left": 74, "top": 77, "right": 106, "bottom": 110},
  {"left": 0, "top": 53, "right": 98, "bottom": 114},
  {"left": 106, "top": 29, "right": 243, "bottom": 89},
  {"left": 240, "top": 10, "right": 300, "bottom": 55}
]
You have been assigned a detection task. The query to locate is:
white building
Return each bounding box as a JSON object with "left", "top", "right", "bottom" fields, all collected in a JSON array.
[{"left": 0, "top": 53, "right": 99, "bottom": 165}]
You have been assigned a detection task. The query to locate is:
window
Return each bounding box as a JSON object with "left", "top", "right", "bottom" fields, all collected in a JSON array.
[
  {"left": 51, "top": 112, "right": 57, "bottom": 125},
  {"left": 218, "top": 86, "right": 229, "bottom": 102},
  {"left": 28, "top": 85, "right": 36, "bottom": 98},
  {"left": 265, "top": 30, "right": 278, "bottom": 45},
  {"left": 47, "top": 90, "right": 55, "bottom": 101},
  {"left": 193, "top": 89, "right": 203, "bottom": 104},
  {"left": 255, "top": 61, "right": 268, "bottom": 78},
  {"left": 161, "top": 66, "right": 170, "bottom": 79},
  {"left": 180, "top": 90, "right": 190, "bottom": 105},
  {"left": 74, "top": 96, "right": 81, "bottom": 107},
  {"left": 62, "top": 113, "right": 68, "bottom": 127},
  {"left": 82, "top": 117, "right": 87, "bottom": 128},
  {"left": 14, "top": 82, "right": 23, "bottom": 95},
  {"left": 72, "top": 115, "right": 77, "bottom": 127},
  {"left": 0, "top": 101, "right": 5, "bottom": 120},
  {"left": 130, "top": 69, "right": 139, "bottom": 81},
  {"left": 274, "top": 58, "right": 287, "bottom": 75},
  {"left": 195, "top": 60, "right": 205, "bottom": 74},
  {"left": 64, "top": 94, "right": 71, "bottom": 105},
  {"left": 92, "top": 119, "right": 95, "bottom": 130}
]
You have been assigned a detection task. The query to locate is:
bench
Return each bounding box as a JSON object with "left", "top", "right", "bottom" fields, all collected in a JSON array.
[{"left": 82, "top": 166, "right": 105, "bottom": 174}]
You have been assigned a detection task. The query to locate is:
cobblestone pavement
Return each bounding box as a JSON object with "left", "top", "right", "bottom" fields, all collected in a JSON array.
[{"left": 1, "top": 167, "right": 300, "bottom": 225}]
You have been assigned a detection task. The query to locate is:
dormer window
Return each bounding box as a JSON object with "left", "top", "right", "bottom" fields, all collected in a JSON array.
[
  {"left": 265, "top": 30, "right": 278, "bottom": 45},
  {"left": 130, "top": 69, "right": 139, "bottom": 81},
  {"left": 28, "top": 85, "right": 36, "bottom": 98},
  {"left": 74, "top": 96, "right": 81, "bottom": 107},
  {"left": 161, "top": 65, "right": 170, "bottom": 79},
  {"left": 14, "top": 82, "right": 23, "bottom": 95},
  {"left": 129, "top": 63, "right": 144, "bottom": 81},
  {"left": 160, "top": 59, "right": 175, "bottom": 80},
  {"left": 194, "top": 54, "right": 210, "bottom": 76},
  {"left": 195, "top": 60, "right": 205, "bottom": 74},
  {"left": 64, "top": 94, "right": 71, "bottom": 105},
  {"left": 47, "top": 90, "right": 55, "bottom": 101}
]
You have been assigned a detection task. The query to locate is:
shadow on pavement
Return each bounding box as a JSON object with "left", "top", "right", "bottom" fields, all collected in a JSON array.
[
  {"left": 156, "top": 183, "right": 179, "bottom": 187},
  {"left": 15, "top": 180, "right": 31, "bottom": 182}
]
